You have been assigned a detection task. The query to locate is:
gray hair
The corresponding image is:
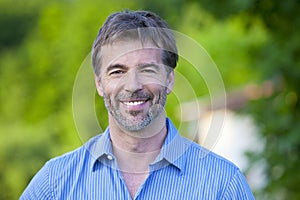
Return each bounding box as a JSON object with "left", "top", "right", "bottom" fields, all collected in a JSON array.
[{"left": 92, "top": 10, "right": 178, "bottom": 76}]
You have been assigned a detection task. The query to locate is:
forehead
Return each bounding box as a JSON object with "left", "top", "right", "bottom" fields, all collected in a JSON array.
[{"left": 101, "top": 40, "right": 163, "bottom": 68}]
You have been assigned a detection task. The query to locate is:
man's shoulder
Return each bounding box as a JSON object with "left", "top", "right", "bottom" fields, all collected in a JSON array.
[
  {"left": 48, "top": 146, "right": 84, "bottom": 166},
  {"left": 180, "top": 140, "right": 244, "bottom": 190},
  {"left": 184, "top": 139, "right": 239, "bottom": 172},
  {"left": 46, "top": 134, "right": 102, "bottom": 172},
  {"left": 168, "top": 119, "right": 239, "bottom": 172},
  {"left": 175, "top": 138, "right": 254, "bottom": 199},
  {"left": 19, "top": 135, "right": 104, "bottom": 199}
]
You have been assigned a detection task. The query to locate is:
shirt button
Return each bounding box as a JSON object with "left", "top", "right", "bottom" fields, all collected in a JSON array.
[{"left": 107, "top": 155, "right": 113, "bottom": 160}]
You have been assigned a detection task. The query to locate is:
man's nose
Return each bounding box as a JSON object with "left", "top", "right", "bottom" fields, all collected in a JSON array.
[{"left": 123, "top": 71, "right": 143, "bottom": 92}]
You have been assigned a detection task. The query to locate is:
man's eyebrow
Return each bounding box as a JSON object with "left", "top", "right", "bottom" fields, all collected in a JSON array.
[
  {"left": 105, "top": 64, "right": 128, "bottom": 73},
  {"left": 138, "top": 63, "right": 161, "bottom": 70}
]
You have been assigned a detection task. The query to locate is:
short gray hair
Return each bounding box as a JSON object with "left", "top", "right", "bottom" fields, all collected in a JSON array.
[{"left": 92, "top": 10, "right": 178, "bottom": 75}]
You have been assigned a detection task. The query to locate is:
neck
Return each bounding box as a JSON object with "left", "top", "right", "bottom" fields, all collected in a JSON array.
[{"left": 109, "top": 114, "right": 167, "bottom": 172}]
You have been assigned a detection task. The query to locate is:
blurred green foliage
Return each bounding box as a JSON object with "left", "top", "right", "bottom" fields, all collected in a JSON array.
[
  {"left": 0, "top": 0, "right": 299, "bottom": 199},
  {"left": 196, "top": 0, "right": 300, "bottom": 199}
]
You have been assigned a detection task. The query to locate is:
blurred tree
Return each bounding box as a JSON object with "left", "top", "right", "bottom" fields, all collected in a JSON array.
[
  {"left": 138, "top": 0, "right": 183, "bottom": 27},
  {"left": 164, "top": 3, "right": 267, "bottom": 138},
  {"left": 0, "top": 0, "right": 43, "bottom": 50},
  {"left": 194, "top": 0, "right": 300, "bottom": 199},
  {"left": 244, "top": 1, "right": 300, "bottom": 199}
]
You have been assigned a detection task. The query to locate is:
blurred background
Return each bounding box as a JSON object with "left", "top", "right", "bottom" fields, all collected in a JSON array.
[{"left": 0, "top": 0, "right": 299, "bottom": 199}]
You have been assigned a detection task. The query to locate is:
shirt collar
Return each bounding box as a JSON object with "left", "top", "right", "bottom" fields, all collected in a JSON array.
[
  {"left": 150, "top": 118, "right": 191, "bottom": 174},
  {"left": 85, "top": 128, "right": 114, "bottom": 171},
  {"left": 87, "top": 118, "right": 191, "bottom": 173}
]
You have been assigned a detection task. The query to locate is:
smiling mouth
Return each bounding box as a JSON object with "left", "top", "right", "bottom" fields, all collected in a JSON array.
[{"left": 123, "top": 100, "right": 147, "bottom": 106}]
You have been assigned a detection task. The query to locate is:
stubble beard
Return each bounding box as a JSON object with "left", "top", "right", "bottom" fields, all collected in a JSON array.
[{"left": 103, "top": 88, "right": 167, "bottom": 132}]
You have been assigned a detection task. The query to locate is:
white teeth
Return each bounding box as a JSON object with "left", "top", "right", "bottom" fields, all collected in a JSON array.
[{"left": 124, "top": 101, "right": 145, "bottom": 106}]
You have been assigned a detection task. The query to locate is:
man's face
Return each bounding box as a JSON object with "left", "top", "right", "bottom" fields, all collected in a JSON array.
[{"left": 95, "top": 40, "right": 174, "bottom": 132}]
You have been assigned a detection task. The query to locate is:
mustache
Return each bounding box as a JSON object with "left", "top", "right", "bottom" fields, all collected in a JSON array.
[{"left": 116, "top": 90, "right": 153, "bottom": 101}]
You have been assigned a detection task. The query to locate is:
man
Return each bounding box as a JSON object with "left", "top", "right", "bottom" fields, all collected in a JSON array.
[{"left": 20, "top": 10, "right": 255, "bottom": 199}]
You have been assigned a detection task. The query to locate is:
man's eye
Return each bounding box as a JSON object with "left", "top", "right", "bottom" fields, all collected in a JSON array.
[
  {"left": 109, "top": 70, "right": 125, "bottom": 75},
  {"left": 141, "top": 69, "right": 156, "bottom": 74}
]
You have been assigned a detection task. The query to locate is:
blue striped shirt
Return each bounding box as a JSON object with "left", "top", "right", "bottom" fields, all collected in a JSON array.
[{"left": 20, "top": 118, "right": 255, "bottom": 199}]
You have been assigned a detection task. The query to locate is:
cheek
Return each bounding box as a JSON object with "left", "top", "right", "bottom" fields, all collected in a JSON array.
[
  {"left": 101, "top": 79, "right": 120, "bottom": 96},
  {"left": 141, "top": 74, "right": 168, "bottom": 86},
  {"left": 147, "top": 84, "right": 167, "bottom": 98}
]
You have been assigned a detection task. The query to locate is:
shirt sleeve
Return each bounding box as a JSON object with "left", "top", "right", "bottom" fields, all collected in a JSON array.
[
  {"left": 19, "top": 162, "right": 53, "bottom": 200},
  {"left": 222, "top": 169, "right": 255, "bottom": 200}
]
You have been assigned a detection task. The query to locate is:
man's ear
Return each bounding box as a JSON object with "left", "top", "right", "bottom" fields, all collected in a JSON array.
[
  {"left": 166, "top": 70, "right": 174, "bottom": 94},
  {"left": 94, "top": 74, "right": 104, "bottom": 97}
]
